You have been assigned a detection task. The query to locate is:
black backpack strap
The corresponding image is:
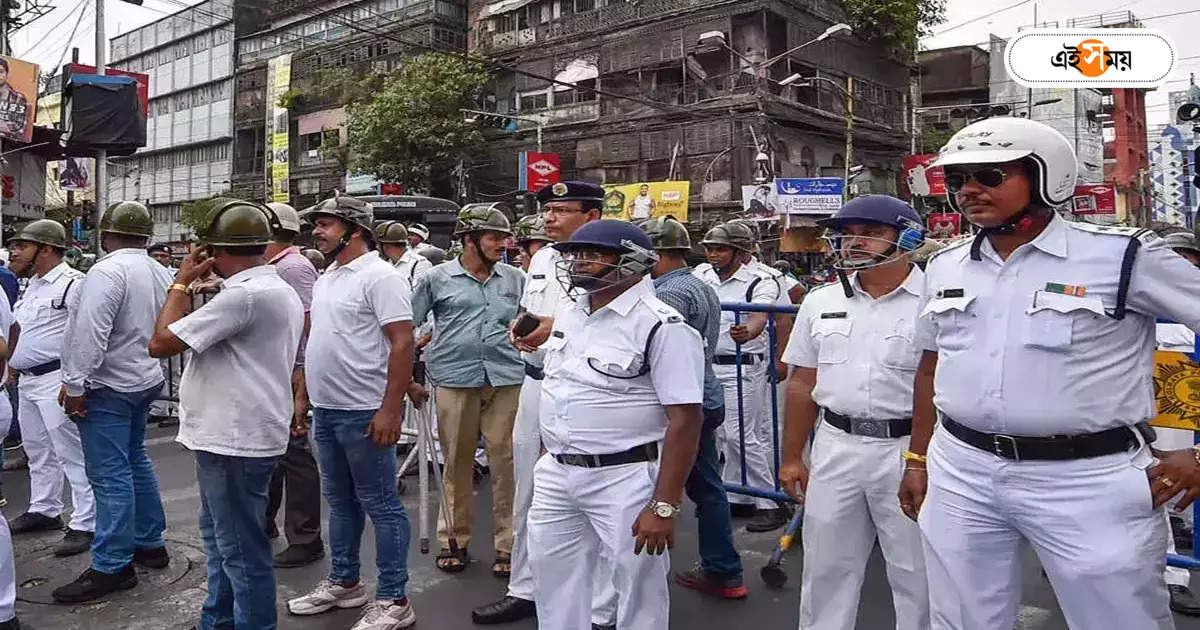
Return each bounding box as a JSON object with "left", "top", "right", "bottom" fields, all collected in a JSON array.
[{"left": 1109, "top": 231, "right": 1146, "bottom": 321}]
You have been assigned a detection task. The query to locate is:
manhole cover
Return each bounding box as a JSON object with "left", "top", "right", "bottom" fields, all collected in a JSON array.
[{"left": 14, "top": 533, "right": 201, "bottom": 605}]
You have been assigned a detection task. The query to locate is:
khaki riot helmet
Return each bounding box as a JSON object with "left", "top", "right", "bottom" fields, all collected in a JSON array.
[
  {"left": 267, "top": 202, "right": 302, "bottom": 236},
  {"left": 513, "top": 214, "right": 551, "bottom": 243},
  {"left": 639, "top": 215, "right": 691, "bottom": 251},
  {"left": 12, "top": 219, "right": 68, "bottom": 249},
  {"left": 455, "top": 204, "right": 513, "bottom": 236},
  {"left": 700, "top": 220, "right": 755, "bottom": 252},
  {"left": 299, "top": 195, "right": 375, "bottom": 234},
  {"left": 100, "top": 201, "right": 154, "bottom": 237},
  {"left": 376, "top": 221, "right": 411, "bottom": 245},
  {"left": 198, "top": 199, "right": 275, "bottom": 247}
]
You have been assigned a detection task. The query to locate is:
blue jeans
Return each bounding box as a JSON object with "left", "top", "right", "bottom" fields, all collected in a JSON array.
[
  {"left": 195, "top": 450, "right": 278, "bottom": 630},
  {"left": 77, "top": 384, "right": 166, "bottom": 573},
  {"left": 686, "top": 406, "right": 742, "bottom": 576},
  {"left": 313, "top": 408, "right": 410, "bottom": 599}
]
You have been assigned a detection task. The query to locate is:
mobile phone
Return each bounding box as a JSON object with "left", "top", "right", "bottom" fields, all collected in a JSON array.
[{"left": 512, "top": 313, "right": 540, "bottom": 338}]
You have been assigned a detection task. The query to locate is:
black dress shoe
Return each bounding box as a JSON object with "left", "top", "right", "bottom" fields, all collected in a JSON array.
[
  {"left": 134, "top": 546, "right": 170, "bottom": 569},
  {"left": 0, "top": 616, "right": 19, "bottom": 630},
  {"left": 746, "top": 506, "right": 793, "bottom": 533},
  {"left": 8, "top": 512, "right": 63, "bottom": 535},
  {"left": 1171, "top": 585, "right": 1200, "bottom": 617},
  {"left": 51, "top": 565, "right": 138, "bottom": 603},
  {"left": 54, "top": 529, "right": 94, "bottom": 557},
  {"left": 273, "top": 542, "right": 325, "bottom": 568},
  {"left": 592, "top": 624, "right": 616, "bottom": 630},
  {"left": 471, "top": 595, "right": 536, "bottom": 625}
]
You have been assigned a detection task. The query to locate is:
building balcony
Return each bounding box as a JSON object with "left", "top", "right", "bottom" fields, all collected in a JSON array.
[{"left": 478, "top": 0, "right": 714, "bottom": 54}]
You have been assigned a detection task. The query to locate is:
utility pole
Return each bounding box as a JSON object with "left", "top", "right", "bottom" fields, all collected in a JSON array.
[
  {"left": 94, "top": 0, "right": 105, "bottom": 253},
  {"left": 68, "top": 48, "right": 78, "bottom": 222},
  {"left": 1, "top": 0, "right": 8, "bottom": 246},
  {"left": 844, "top": 76, "right": 854, "bottom": 197}
]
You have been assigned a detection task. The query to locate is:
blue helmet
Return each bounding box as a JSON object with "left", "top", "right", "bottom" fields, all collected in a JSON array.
[
  {"left": 552, "top": 220, "right": 658, "bottom": 295},
  {"left": 816, "top": 195, "right": 922, "bottom": 232}
]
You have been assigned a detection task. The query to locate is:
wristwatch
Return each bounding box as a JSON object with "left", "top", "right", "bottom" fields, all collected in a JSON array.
[{"left": 647, "top": 500, "right": 680, "bottom": 519}]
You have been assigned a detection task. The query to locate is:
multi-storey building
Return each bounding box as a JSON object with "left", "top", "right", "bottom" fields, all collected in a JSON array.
[{"left": 105, "top": 0, "right": 236, "bottom": 245}]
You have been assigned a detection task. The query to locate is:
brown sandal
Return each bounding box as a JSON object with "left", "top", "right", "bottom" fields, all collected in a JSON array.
[
  {"left": 492, "top": 552, "right": 512, "bottom": 578},
  {"left": 436, "top": 547, "right": 467, "bottom": 573}
]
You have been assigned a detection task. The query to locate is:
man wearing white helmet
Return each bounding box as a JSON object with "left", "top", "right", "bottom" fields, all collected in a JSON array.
[
  {"left": 408, "top": 223, "right": 435, "bottom": 255},
  {"left": 901, "top": 116, "right": 1200, "bottom": 629}
]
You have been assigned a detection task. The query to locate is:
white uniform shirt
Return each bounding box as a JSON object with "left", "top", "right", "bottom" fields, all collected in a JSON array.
[
  {"left": 307, "top": 251, "right": 413, "bottom": 410},
  {"left": 10, "top": 261, "right": 83, "bottom": 371},
  {"left": 783, "top": 267, "right": 924, "bottom": 419},
  {"left": 539, "top": 278, "right": 704, "bottom": 455},
  {"left": 1157, "top": 323, "right": 1195, "bottom": 353},
  {"left": 61, "top": 249, "right": 172, "bottom": 396},
  {"left": 694, "top": 263, "right": 780, "bottom": 355},
  {"left": 169, "top": 265, "right": 303, "bottom": 457},
  {"left": 916, "top": 215, "right": 1200, "bottom": 436},
  {"left": 749, "top": 257, "right": 791, "bottom": 307},
  {"left": 519, "top": 246, "right": 573, "bottom": 368},
  {"left": 394, "top": 248, "right": 433, "bottom": 293},
  {"left": 0, "top": 294, "right": 13, "bottom": 428}
]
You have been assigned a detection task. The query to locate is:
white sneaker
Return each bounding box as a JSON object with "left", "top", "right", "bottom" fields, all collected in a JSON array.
[
  {"left": 287, "top": 578, "right": 369, "bottom": 615},
  {"left": 349, "top": 599, "right": 417, "bottom": 630}
]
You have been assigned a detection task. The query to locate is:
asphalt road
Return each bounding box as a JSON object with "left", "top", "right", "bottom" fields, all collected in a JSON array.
[{"left": 4, "top": 422, "right": 1200, "bottom": 630}]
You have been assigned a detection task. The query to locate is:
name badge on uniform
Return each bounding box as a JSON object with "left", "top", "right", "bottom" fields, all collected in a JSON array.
[
  {"left": 532, "top": 274, "right": 546, "bottom": 280},
  {"left": 937, "top": 288, "right": 965, "bottom": 299},
  {"left": 820, "top": 312, "right": 847, "bottom": 319},
  {"left": 552, "top": 331, "right": 565, "bottom": 338},
  {"left": 1044, "top": 282, "right": 1087, "bottom": 297}
]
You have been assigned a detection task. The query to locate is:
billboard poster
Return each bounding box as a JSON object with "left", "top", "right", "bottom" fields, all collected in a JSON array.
[
  {"left": 601, "top": 181, "right": 690, "bottom": 222},
  {"left": 266, "top": 54, "right": 293, "bottom": 203},
  {"left": 902, "top": 154, "right": 946, "bottom": 197},
  {"left": 741, "top": 184, "right": 780, "bottom": 219},
  {"left": 926, "top": 212, "right": 962, "bottom": 238},
  {"left": 775, "top": 178, "right": 844, "bottom": 214},
  {"left": 519, "top": 152, "right": 560, "bottom": 192},
  {"left": 0, "top": 55, "right": 39, "bottom": 144},
  {"left": 58, "top": 157, "right": 90, "bottom": 190},
  {"left": 1072, "top": 184, "right": 1117, "bottom": 215}
]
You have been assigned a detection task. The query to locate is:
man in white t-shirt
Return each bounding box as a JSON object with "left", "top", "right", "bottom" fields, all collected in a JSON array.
[
  {"left": 0, "top": 289, "right": 19, "bottom": 630},
  {"left": 628, "top": 184, "right": 656, "bottom": 221},
  {"left": 148, "top": 200, "right": 303, "bottom": 630},
  {"left": 289, "top": 196, "right": 423, "bottom": 630}
]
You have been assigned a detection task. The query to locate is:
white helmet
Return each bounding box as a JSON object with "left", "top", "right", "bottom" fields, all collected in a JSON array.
[
  {"left": 932, "top": 117, "right": 1076, "bottom": 212},
  {"left": 267, "top": 202, "right": 302, "bottom": 234}
]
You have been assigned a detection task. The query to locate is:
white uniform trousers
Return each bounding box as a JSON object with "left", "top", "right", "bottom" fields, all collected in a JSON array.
[
  {"left": 509, "top": 375, "right": 617, "bottom": 623},
  {"left": 18, "top": 370, "right": 95, "bottom": 532},
  {"left": 799, "top": 421, "right": 929, "bottom": 630},
  {"left": 714, "top": 361, "right": 776, "bottom": 509},
  {"left": 920, "top": 429, "right": 1172, "bottom": 630},
  {"left": 0, "top": 392, "right": 15, "bottom": 623},
  {"left": 529, "top": 455, "right": 667, "bottom": 630}
]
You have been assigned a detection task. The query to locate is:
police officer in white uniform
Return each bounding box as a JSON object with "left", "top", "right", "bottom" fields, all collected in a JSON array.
[
  {"left": 5, "top": 220, "right": 95, "bottom": 556},
  {"left": 474, "top": 181, "right": 609, "bottom": 626},
  {"left": 408, "top": 223, "right": 435, "bottom": 256},
  {"left": 377, "top": 221, "right": 433, "bottom": 293},
  {"left": 0, "top": 285, "right": 19, "bottom": 630},
  {"left": 902, "top": 116, "right": 1200, "bottom": 630},
  {"left": 529, "top": 219, "right": 704, "bottom": 630},
  {"left": 695, "top": 221, "right": 787, "bottom": 531},
  {"left": 779, "top": 196, "right": 930, "bottom": 630}
]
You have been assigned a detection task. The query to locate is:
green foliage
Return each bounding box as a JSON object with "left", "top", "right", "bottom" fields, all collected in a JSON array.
[
  {"left": 180, "top": 196, "right": 228, "bottom": 233},
  {"left": 843, "top": 0, "right": 948, "bottom": 57},
  {"left": 919, "top": 123, "right": 957, "bottom": 154},
  {"left": 277, "top": 88, "right": 305, "bottom": 110},
  {"left": 343, "top": 52, "right": 491, "bottom": 191}
]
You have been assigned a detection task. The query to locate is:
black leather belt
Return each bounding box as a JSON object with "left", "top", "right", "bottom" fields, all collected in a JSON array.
[
  {"left": 20, "top": 360, "right": 61, "bottom": 377},
  {"left": 942, "top": 417, "right": 1138, "bottom": 461},
  {"left": 713, "top": 353, "right": 763, "bottom": 365},
  {"left": 524, "top": 363, "right": 544, "bottom": 381},
  {"left": 824, "top": 409, "right": 912, "bottom": 438},
  {"left": 554, "top": 442, "right": 658, "bottom": 468}
]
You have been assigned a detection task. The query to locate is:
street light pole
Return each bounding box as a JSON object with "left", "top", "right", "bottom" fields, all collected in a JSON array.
[
  {"left": 95, "top": 0, "right": 106, "bottom": 254},
  {"left": 460, "top": 108, "right": 544, "bottom": 152},
  {"left": 844, "top": 76, "right": 854, "bottom": 196}
]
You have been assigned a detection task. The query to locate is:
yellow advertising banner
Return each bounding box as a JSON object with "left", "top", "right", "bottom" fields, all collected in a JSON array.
[
  {"left": 266, "top": 54, "right": 292, "bottom": 203},
  {"left": 601, "top": 181, "right": 690, "bottom": 222},
  {"left": 1152, "top": 350, "right": 1200, "bottom": 431}
]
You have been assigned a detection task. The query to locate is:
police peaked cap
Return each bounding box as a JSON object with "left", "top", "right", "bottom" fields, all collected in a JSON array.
[{"left": 536, "top": 180, "right": 605, "bottom": 204}]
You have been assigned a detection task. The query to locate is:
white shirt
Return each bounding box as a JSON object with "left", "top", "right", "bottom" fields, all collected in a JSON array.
[
  {"left": 0, "top": 295, "right": 12, "bottom": 429},
  {"left": 307, "top": 251, "right": 413, "bottom": 410},
  {"left": 519, "top": 246, "right": 573, "bottom": 368},
  {"left": 169, "top": 265, "right": 303, "bottom": 457},
  {"left": 394, "top": 248, "right": 433, "bottom": 293},
  {"left": 694, "top": 262, "right": 780, "bottom": 355},
  {"left": 916, "top": 215, "right": 1200, "bottom": 436},
  {"left": 1157, "top": 323, "right": 1195, "bottom": 353},
  {"left": 540, "top": 277, "right": 704, "bottom": 455},
  {"left": 10, "top": 261, "right": 83, "bottom": 371},
  {"left": 631, "top": 195, "right": 654, "bottom": 220},
  {"left": 749, "top": 256, "right": 790, "bottom": 306},
  {"left": 783, "top": 267, "right": 924, "bottom": 419},
  {"left": 61, "top": 249, "right": 172, "bottom": 396}
]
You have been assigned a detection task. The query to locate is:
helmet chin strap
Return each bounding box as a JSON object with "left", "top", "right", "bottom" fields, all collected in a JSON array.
[{"left": 969, "top": 205, "right": 1047, "bottom": 261}]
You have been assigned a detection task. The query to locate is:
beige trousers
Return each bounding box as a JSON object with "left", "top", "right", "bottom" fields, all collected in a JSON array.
[{"left": 435, "top": 384, "right": 520, "bottom": 553}]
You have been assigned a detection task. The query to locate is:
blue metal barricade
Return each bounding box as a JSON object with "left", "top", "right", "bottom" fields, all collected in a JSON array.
[{"left": 719, "top": 300, "right": 799, "bottom": 505}]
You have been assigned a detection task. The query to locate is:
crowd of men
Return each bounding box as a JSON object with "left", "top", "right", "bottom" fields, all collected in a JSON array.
[{"left": 2, "top": 115, "right": 1200, "bottom": 630}]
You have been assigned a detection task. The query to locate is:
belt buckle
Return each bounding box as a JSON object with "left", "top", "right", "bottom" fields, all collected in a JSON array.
[
  {"left": 992, "top": 434, "right": 1020, "bottom": 460},
  {"left": 560, "top": 454, "right": 584, "bottom": 467},
  {"left": 851, "top": 418, "right": 883, "bottom": 438}
]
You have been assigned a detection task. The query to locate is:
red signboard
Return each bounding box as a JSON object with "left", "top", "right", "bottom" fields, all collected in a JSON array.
[
  {"left": 926, "top": 213, "right": 962, "bottom": 238},
  {"left": 379, "top": 183, "right": 404, "bottom": 195},
  {"left": 521, "top": 152, "right": 561, "bottom": 192},
  {"left": 64, "top": 63, "right": 150, "bottom": 118},
  {"left": 1072, "top": 184, "right": 1117, "bottom": 215},
  {"left": 902, "top": 154, "right": 946, "bottom": 198}
]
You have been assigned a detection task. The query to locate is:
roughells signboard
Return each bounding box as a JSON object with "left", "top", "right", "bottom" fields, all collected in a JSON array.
[{"left": 1152, "top": 350, "right": 1200, "bottom": 430}]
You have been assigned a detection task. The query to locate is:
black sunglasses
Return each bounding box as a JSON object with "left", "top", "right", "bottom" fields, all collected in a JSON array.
[{"left": 944, "top": 167, "right": 1008, "bottom": 193}]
